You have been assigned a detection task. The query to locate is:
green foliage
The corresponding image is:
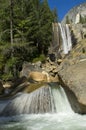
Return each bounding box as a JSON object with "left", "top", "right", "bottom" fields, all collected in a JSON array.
[
  {"left": 66, "top": 16, "right": 70, "bottom": 24},
  {"left": 52, "top": 8, "right": 58, "bottom": 22},
  {"left": 0, "top": 0, "right": 57, "bottom": 80},
  {"left": 2, "top": 72, "right": 13, "bottom": 81},
  {"left": 0, "top": 0, "right": 55, "bottom": 53},
  {"left": 32, "top": 54, "right": 46, "bottom": 63},
  {"left": 6, "top": 57, "right": 17, "bottom": 68}
]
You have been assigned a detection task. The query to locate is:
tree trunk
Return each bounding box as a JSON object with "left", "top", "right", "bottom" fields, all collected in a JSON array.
[
  {"left": 10, "top": 0, "right": 16, "bottom": 78},
  {"left": 10, "top": 0, "right": 13, "bottom": 46}
]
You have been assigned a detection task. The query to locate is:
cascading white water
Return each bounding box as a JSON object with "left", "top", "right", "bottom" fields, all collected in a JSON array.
[
  {"left": 58, "top": 23, "right": 68, "bottom": 54},
  {"left": 0, "top": 84, "right": 86, "bottom": 130},
  {"left": 58, "top": 23, "right": 72, "bottom": 54},
  {"left": 66, "top": 24, "right": 72, "bottom": 51},
  {"left": 0, "top": 86, "right": 53, "bottom": 116},
  {"left": 51, "top": 86, "right": 73, "bottom": 113},
  {"left": 0, "top": 85, "right": 73, "bottom": 116}
]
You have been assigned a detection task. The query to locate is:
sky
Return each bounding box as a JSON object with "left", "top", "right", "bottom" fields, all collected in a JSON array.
[{"left": 48, "top": 0, "right": 86, "bottom": 21}]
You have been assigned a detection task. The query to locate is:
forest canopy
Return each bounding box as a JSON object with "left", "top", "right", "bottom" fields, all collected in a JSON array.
[{"left": 0, "top": 0, "right": 57, "bottom": 80}]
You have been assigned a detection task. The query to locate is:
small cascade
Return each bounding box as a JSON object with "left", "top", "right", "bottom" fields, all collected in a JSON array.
[
  {"left": 0, "top": 84, "right": 73, "bottom": 116},
  {"left": 58, "top": 23, "right": 72, "bottom": 54},
  {"left": 51, "top": 86, "right": 73, "bottom": 113},
  {"left": 0, "top": 86, "right": 53, "bottom": 116},
  {"left": 66, "top": 24, "right": 72, "bottom": 51}
]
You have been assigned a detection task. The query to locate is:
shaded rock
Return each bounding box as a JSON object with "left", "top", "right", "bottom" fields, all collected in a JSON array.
[
  {"left": 58, "top": 60, "right": 86, "bottom": 114},
  {"left": 11, "top": 76, "right": 28, "bottom": 88},
  {"left": 0, "top": 77, "right": 28, "bottom": 97},
  {"left": 10, "top": 82, "right": 30, "bottom": 95},
  {"left": 48, "top": 53, "right": 56, "bottom": 62},
  {"left": 0, "top": 80, "right": 4, "bottom": 94},
  {"left": 0, "top": 81, "right": 30, "bottom": 100},
  {"left": 20, "top": 62, "right": 42, "bottom": 78}
]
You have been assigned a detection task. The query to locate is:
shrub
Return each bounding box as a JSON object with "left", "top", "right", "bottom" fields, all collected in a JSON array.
[{"left": 32, "top": 54, "right": 46, "bottom": 63}]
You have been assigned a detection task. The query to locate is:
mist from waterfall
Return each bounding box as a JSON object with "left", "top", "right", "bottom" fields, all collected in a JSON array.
[{"left": 58, "top": 23, "right": 72, "bottom": 54}]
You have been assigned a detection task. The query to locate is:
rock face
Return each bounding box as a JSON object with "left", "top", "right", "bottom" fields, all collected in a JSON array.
[
  {"left": 62, "top": 3, "right": 86, "bottom": 24},
  {"left": 58, "top": 39, "right": 86, "bottom": 114},
  {"left": 58, "top": 60, "right": 86, "bottom": 113},
  {"left": 71, "top": 23, "right": 86, "bottom": 44}
]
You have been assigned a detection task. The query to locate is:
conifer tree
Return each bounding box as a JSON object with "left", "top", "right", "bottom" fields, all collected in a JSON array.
[{"left": 0, "top": 0, "right": 57, "bottom": 80}]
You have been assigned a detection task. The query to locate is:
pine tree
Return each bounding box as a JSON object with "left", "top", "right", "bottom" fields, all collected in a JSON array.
[
  {"left": 52, "top": 8, "right": 58, "bottom": 22},
  {"left": 66, "top": 16, "right": 70, "bottom": 24},
  {"left": 0, "top": 0, "right": 57, "bottom": 80}
]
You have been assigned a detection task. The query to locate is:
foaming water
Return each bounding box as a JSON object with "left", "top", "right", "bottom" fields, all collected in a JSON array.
[
  {"left": 51, "top": 86, "right": 73, "bottom": 113},
  {"left": 0, "top": 113, "right": 86, "bottom": 130},
  {"left": 0, "top": 85, "right": 86, "bottom": 130}
]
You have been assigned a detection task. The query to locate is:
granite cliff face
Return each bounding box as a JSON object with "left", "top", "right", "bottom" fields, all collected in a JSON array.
[
  {"left": 57, "top": 3, "right": 86, "bottom": 113},
  {"left": 58, "top": 39, "right": 86, "bottom": 114},
  {"left": 62, "top": 3, "right": 86, "bottom": 24}
]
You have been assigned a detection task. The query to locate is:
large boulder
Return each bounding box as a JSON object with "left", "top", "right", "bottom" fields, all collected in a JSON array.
[
  {"left": 20, "top": 62, "right": 42, "bottom": 78},
  {"left": 58, "top": 60, "right": 86, "bottom": 113},
  {"left": 28, "top": 71, "right": 48, "bottom": 82},
  {"left": 28, "top": 71, "right": 59, "bottom": 83}
]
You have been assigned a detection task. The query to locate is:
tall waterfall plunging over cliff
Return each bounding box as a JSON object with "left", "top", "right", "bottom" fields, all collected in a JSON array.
[
  {"left": 0, "top": 85, "right": 73, "bottom": 116},
  {"left": 58, "top": 23, "right": 72, "bottom": 54},
  {"left": 66, "top": 24, "right": 72, "bottom": 51}
]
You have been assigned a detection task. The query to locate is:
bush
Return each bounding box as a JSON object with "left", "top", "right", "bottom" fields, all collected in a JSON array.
[
  {"left": 2, "top": 72, "right": 13, "bottom": 81},
  {"left": 32, "top": 54, "right": 46, "bottom": 63}
]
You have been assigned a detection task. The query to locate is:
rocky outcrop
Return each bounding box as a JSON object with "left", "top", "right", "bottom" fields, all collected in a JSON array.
[
  {"left": 20, "top": 57, "right": 59, "bottom": 83},
  {"left": 71, "top": 23, "right": 86, "bottom": 45},
  {"left": 20, "top": 61, "right": 42, "bottom": 78},
  {"left": 58, "top": 39, "right": 86, "bottom": 114},
  {"left": 62, "top": 3, "right": 86, "bottom": 24},
  {"left": 58, "top": 60, "right": 86, "bottom": 113}
]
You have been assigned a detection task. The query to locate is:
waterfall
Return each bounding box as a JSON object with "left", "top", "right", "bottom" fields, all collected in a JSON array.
[
  {"left": 58, "top": 23, "right": 68, "bottom": 54},
  {"left": 58, "top": 23, "right": 72, "bottom": 54},
  {"left": 51, "top": 86, "right": 73, "bottom": 113},
  {"left": 0, "top": 84, "right": 73, "bottom": 116},
  {"left": 1, "top": 85, "right": 86, "bottom": 130},
  {"left": 66, "top": 24, "right": 72, "bottom": 51},
  {"left": 0, "top": 86, "right": 53, "bottom": 116}
]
